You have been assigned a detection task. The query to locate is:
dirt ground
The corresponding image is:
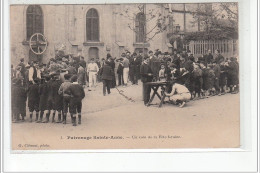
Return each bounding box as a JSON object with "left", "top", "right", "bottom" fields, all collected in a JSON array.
[{"left": 12, "top": 82, "right": 240, "bottom": 150}]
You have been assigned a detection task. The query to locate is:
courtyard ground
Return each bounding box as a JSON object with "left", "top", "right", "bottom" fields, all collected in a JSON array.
[{"left": 12, "top": 81, "right": 240, "bottom": 150}]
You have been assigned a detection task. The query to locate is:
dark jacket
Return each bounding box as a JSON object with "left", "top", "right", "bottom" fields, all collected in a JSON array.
[
  {"left": 39, "top": 82, "right": 48, "bottom": 110},
  {"left": 117, "top": 63, "right": 124, "bottom": 74},
  {"left": 12, "top": 84, "right": 27, "bottom": 114},
  {"left": 68, "top": 83, "right": 85, "bottom": 100},
  {"left": 52, "top": 80, "right": 63, "bottom": 103},
  {"left": 213, "top": 64, "right": 221, "bottom": 78},
  {"left": 140, "top": 63, "right": 153, "bottom": 83},
  {"left": 28, "top": 83, "right": 40, "bottom": 103},
  {"left": 100, "top": 64, "right": 113, "bottom": 80},
  {"left": 130, "top": 57, "right": 141, "bottom": 74}
]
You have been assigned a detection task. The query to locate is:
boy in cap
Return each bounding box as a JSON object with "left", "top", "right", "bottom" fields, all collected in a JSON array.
[
  {"left": 27, "top": 78, "right": 40, "bottom": 122},
  {"left": 68, "top": 76, "right": 85, "bottom": 126},
  {"left": 58, "top": 73, "right": 72, "bottom": 124}
]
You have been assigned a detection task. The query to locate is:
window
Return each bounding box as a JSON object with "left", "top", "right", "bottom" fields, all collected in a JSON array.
[
  {"left": 135, "top": 12, "right": 146, "bottom": 43},
  {"left": 26, "top": 5, "right": 43, "bottom": 40},
  {"left": 86, "top": 8, "right": 99, "bottom": 41},
  {"left": 88, "top": 47, "right": 99, "bottom": 60}
]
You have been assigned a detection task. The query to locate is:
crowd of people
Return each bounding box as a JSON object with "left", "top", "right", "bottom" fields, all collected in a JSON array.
[{"left": 11, "top": 48, "right": 239, "bottom": 125}]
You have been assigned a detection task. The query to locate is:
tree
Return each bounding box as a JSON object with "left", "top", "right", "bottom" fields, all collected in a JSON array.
[
  {"left": 185, "top": 2, "right": 238, "bottom": 42},
  {"left": 113, "top": 4, "right": 171, "bottom": 55}
]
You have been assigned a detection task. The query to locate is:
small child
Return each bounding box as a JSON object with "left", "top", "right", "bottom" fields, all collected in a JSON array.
[
  {"left": 68, "top": 76, "right": 85, "bottom": 126},
  {"left": 192, "top": 64, "right": 203, "bottom": 99},
  {"left": 158, "top": 64, "right": 166, "bottom": 82},
  {"left": 27, "top": 78, "right": 40, "bottom": 122},
  {"left": 208, "top": 64, "right": 216, "bottom": 96}
]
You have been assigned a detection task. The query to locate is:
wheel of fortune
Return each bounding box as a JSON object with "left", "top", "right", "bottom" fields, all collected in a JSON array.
[{"left": 29, "top": 33, "right": 48, "bottom": 55}]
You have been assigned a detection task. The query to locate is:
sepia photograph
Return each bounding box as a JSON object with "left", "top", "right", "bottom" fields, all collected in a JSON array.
[{"left": 10, "top": 2, "right": 240, "bottom": 150}]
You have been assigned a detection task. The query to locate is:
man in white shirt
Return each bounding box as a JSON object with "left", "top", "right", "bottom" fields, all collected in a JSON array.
[
  {"left": 87, "top": 58, "right": 99, "bottom": 91},
  {"left": 122, "top": 53, "right": 130, "bottom": 87},
  {"left": 164, "top": 83, "right": 191, "bottom": 108},
  {"left": 28, "top": 61, "right": 41, "bottom": 84}
]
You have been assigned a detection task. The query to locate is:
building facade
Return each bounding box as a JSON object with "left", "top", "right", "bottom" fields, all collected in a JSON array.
[
  {"left": 11, "top": 4, "right": 172, "bottom": 65},
  {"left": 10, "top": 3, "right": 238, "bottom": 65}
]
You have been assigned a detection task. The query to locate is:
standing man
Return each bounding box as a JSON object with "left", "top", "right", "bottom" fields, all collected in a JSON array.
[
  {"left": 136, "top": 50, "right": 143, "bottom": 79},
  {"left": 214, "top": 49, "right": 224, "bottom": 64},
  {"left": 18, "top": 58, "right": 26, "bottom": 79},
  {"left": 130, "top": 52, "right": 140, "bottom": 85},
  {"left": 100, "top": 60, "right": 113, "bottom": 96},
  {"left": 181, "top": 49, "right": 188, "bottom": 61},
  {"left": 79, "top": 56, "right": 87, "bottom": 86},
  {"left": 148, "top": 50, "right": 157, "bottom": 81},
  {"left": 107, "top": 54, "right": 116, "bottom": 88},
  {"left": 28, "top": 61, "right": 40, "bottom": 84},
  {"left": 122, "top": 53, "right": 130, "bottom": 87},
  {"left": 87, "top": 58, "right": 99, "bottom": 91},
  {"left": 204, "top": 49, "right": 214, "bottom": 66},
  {"left": 140, "top": 56, "right": 153, "bottom": 105}
]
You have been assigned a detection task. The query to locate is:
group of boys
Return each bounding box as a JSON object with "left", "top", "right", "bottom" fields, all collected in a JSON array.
[
  {"left": 139, "top": 48, "right": 239, "bottom": 107},
  {"left": 11, "top": 56, "right": 86, "bottom": 126}
]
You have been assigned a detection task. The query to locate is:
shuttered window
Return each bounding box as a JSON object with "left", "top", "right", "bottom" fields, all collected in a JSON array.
[
  {"left": 86, "top": 8, "right": 99, "bottom": 41},
  {"left": 26, "top": 5, "right": 43, "bottom": 40},
  {"left": 135, "top": 12, "right": 146, "bottom": 43}
]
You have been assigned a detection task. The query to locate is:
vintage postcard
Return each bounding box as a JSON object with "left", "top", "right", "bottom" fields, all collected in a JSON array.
[{"left": 10, "top": 2, "right": 240, "bottom": 150}]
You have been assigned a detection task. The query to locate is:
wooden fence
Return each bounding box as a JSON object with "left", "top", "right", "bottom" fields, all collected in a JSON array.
[{"left": 183, "top": 39, "right": 238, "bottom": 59}]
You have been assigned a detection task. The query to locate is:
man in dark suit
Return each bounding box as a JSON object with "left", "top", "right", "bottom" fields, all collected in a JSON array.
[
  {"left": 140, "top": 56, "right": 153, "bottom": 105},
  {"left": 214, "top": 49, "right": 224, "bottom": 64},
  {"left": 99, "top": 60, "right": 113, "bottom": 96},
  {"left": 130, "top": 52, "right": 141, "bottom": 85},
  {"left": 136, "top": 50, "right": 143, "bottom": 79},
  {"left": 204, "top": 49, "right": 214, "bottom": 66}
]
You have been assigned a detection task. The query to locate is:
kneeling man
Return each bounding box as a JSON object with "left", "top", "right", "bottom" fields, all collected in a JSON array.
[{"left": 165, "top": 83, "right": 191, "bottom": 108}]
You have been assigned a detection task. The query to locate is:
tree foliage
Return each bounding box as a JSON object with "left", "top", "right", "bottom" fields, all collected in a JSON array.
[
  {"left": 184, "top": 2, "right": 238, "bottom": 42},
  {"left": 114, "top": 4, "right": 171, "bottom": 42}
]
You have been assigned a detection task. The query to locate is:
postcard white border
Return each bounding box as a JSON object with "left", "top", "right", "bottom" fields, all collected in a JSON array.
[{"left": 2, "top": 0, "right": 259, "bottom": 172}]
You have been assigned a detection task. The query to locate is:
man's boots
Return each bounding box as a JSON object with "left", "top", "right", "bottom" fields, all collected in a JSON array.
[
  {"left": 78, "top": 115, "right": 81, "bottom": 125},
  {"left": 37, "top": 111, "right": 44, "bottom": 123},
  {"left": 72, "top": 117, "right": 77, "bottom": 126},
  {"left": 63, "top": 113, "right": 67, "bottom": 124},
  {"left": 43, "top": 113, "right": 50, "bottom": 123},
  {"left": 52, "top": 113, "right": 55, "bottom": 123},
  {"left": 35, "top": 112, "right": 39, "bottom": 122},
  {"left": 14, "top": 114, "right": 19, "bottom": 123},
  {"left": 30, "top": 114, "right": 33, "bottom": 122},
  {"left": 70, "top": 114, "right": 73, "bottom": 123},
  {"left": 56, "top": 113, "right": 62, "bottom": 123}
]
